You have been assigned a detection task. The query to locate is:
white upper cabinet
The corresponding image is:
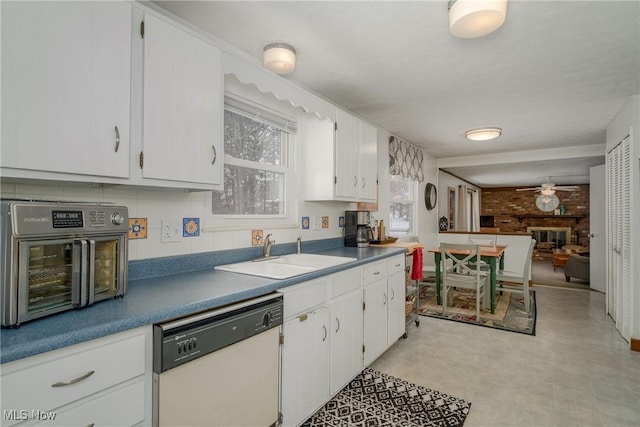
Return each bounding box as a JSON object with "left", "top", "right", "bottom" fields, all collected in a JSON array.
[
  {"left": 1, "top": 1, "right": 131, "bottom": 178},
  {"left": 140, "top": 13, "right": 223, "bottom": 187},
  {"left": 359, "top": 120, "right": 378, "bottom": 201},
  {"left": 301, "top": 109, "right": 378, "bottom": 202},
  {"left": 335, "top": 109, "right": 378, "bottom": 201},
  {"left": 334, "top": 109, "right": 360, "bottom": 199}
]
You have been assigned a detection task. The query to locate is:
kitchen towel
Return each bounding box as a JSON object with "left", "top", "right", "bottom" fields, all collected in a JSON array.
[{"left": 411, "top": 247, "right": 423, "bottom": 280}]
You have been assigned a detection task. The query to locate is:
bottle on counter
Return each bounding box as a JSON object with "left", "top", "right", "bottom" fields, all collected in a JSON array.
[{"left": 378, "top": 220, "right": 385, "bottom": 241}]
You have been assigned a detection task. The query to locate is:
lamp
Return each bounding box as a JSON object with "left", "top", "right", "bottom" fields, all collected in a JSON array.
[
  {"left": 448, "top": 0, "right": 508, "bottom": 39},
  {"left": 465, "top": 127, "right": 502, "bottom": 141},
  {"left": 263, "top": 43, "right": 296, "bottom": 75}
]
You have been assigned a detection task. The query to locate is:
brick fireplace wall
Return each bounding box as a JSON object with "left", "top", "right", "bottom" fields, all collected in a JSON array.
[{"left": 480, "top": 185, "right": 590, "bottom": 246}]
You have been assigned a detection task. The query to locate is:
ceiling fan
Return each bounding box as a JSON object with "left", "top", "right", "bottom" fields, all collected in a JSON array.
[{"left": 516, "top": 177, "right": 579, "bottom": 196}]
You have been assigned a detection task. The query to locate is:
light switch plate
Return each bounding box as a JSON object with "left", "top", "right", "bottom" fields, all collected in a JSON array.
[{"left": 161, "top": 219, "right": 183, "bottom": 243}]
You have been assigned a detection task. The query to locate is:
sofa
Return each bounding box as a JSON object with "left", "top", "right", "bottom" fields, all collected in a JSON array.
[{"left": 564, "top": 254, "right": 590, "bottom": 282}]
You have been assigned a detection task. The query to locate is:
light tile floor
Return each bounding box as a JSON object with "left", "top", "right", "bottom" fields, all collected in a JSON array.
[{"left": 371, "top": 285, "right": 640, "bottom": 427}]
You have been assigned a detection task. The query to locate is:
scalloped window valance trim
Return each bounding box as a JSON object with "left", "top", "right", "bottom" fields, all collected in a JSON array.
[
  {"left": 223, "top": 52, "right": 335, "bottom": 122},
  {"left": 389, "top": 136, "right": 424, "bottom": 182}
]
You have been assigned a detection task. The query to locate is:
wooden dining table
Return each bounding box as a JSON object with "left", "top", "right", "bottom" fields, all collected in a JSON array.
[{"left": 428, "top": 245, "right": 507, "bottom": 314}]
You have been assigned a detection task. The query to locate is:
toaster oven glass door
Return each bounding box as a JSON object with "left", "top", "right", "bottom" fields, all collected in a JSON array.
[
  {"left": 16, "top": 235, "right": 126, "bottom": 323},
  {"left": 92, "top": 236, "right": 126, "bottom": 301},
  {"left": 18, "top": 238, "right": 75, "bottom": 320}
]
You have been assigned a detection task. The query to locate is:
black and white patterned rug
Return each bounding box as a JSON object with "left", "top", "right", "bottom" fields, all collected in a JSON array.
[{"left": 301, "top": 368, "right": 471, "bottom": 427}]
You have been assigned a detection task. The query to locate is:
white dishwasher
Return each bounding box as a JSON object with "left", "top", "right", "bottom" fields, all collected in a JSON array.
[{"left": 152, "top": 293, "right": 283, "bottom": 427}]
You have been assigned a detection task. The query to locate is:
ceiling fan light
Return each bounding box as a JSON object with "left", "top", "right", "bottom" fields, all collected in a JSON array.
[
  {"left": 448, "top": 0, "right": 508, "bottom": 39},
  {"left": 541, "top": 189, "right": 555, "bottom": 196},
  {"left": 263, "top": 43, "right": 296, "bottom": 75},
  {"left": 465, "top": 127, "right": 502, "bottom": 141}
]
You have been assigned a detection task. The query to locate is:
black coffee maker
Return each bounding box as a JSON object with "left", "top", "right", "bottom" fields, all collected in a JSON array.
[{"left": 344, "top": 211, "right": 372, "bottom": 247}]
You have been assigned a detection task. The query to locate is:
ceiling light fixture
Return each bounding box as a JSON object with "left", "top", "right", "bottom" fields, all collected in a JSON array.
[
  {"left": 465, "top": 127, "right": 502, "bottom": 141},
  {"left": 263, "top": 43, "right": 296, "bottom": 75},
  {"left": 448, "top": 0, "right": 508, "bottom": 39},
  {"left": 540, "top": 188, "right": 556, "bottom": 196}
]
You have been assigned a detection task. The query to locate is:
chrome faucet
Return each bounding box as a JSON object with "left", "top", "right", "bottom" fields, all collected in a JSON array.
[
  {"left": 297, "top": 235, "right": 302, "bottom": 254},
  {"left": 263, "top": 234, "right": 275, "bottom": 258}
]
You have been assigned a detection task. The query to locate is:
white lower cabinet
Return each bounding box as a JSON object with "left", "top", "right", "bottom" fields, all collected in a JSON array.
[
  {"left": 280, "top": 278, "right": 331, "bottom": 427},
  {"left": 0, "top": 327, "right": 151, "bottom": 427},
  {"left": 363, "top": 255, "right": 406, "bottom": 366},
  {"left": 31, "top": 380, "right": 145, "bottom": 427},
  {"left": 329, "top": 268, "right": 364, "bottom": 395},
  {"left": 387, "top": 257, "right": 408, "bottom": 344},
  {"left": 280, "top": 256, "right": 404, "bottom": 426},
  {"left": 363, "top": 274, "right": 388, "bottom": 366}
]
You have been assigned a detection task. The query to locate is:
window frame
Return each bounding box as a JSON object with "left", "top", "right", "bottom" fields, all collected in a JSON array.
[
  {"left": 388, "top": 175, "right": 418, "bottom": 238},
  {"left": 204, "top": 96, "right": 297, "bottom": 231}
]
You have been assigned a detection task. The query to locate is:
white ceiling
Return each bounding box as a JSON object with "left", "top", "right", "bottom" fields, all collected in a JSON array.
[{"left": 151, "top": 0, "right": 639, "bottom": 187}]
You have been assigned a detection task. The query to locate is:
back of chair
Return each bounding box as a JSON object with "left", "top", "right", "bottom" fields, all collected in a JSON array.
[
  {"left": 468, "top": 235, "right": 496, "bottom": 247},
  {"left": 440, "top": 243, "right": 483, "bottom": 279},
  {"left": 523, "top": 239, "right": 537, "bottom": 281}
]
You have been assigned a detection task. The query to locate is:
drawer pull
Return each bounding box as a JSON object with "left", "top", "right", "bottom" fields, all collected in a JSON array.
[
  {"left": 373, "top": 271, "right": 380, "bottom": 275},
  {"left": 51, "top": 370, "right": 95, "bottom": 387}
]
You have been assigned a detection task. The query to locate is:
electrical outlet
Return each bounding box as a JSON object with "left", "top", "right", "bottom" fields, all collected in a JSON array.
[{"left": 161, "top": 219, "right": 182, "bottom": 243}]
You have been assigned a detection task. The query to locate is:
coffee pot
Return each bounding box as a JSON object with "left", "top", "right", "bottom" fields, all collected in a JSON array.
[{"left": 356, "top": 224, "right": 373, "bottom": 248}]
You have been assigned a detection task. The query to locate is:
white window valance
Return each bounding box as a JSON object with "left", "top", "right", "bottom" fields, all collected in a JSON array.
[
  {"left": 389, "top": 136, "right": 424, "bottom": 182},
  {"left": 223, "top": 52, "right": 335, "bottom": 122}
]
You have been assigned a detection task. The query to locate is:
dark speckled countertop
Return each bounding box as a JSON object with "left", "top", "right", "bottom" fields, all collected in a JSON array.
[{"left": 0, "top": 243, "right": 405, "bottom": 364}]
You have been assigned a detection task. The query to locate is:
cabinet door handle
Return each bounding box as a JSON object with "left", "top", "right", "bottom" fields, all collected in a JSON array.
[
  {"left": 353, "top": 175, "right": 358, "bottom": 187},
  {"left": 322, "top": 325, "right": 327, "bottom": 342},
  {"left": 298, "top": 313, "right": 308, "bottom": 322},
  {"left": 114, "top": 126, "right": 120, "bottom": 152},
  {"left": 51, "top": 370, "right": 95, "bottom": 387},
  {"left": 383, "top": 293, "right": 387, "bottom": 305},
  {"left": 211, "top": 145, "right": 217, "bottom": 165},
  {"left": 373, "top": 271, "right": 380, "bottom": 275},
  {"left": 362, "top": 176, "right": 365, "bottom": 188},
  {"left": 335, "top": 317, "right": 340, "bottom": 333},
  {"left": 390, "top": 289, "right": 395, "bottom": 300}
]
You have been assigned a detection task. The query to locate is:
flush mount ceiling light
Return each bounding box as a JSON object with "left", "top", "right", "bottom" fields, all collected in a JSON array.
[
  {"left": 465, "top": 127, "right": 502, "bottom": 141},
  {"left": 448, "top": 0, "right": 508, "bottom": 39},
  {"left": 263, "top": 43, "right": 296, "bottom": 75}
]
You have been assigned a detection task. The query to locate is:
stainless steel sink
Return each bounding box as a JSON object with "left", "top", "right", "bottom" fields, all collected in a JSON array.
[{"left": 215, "top": 253, "right": 357, "bottom": 279}]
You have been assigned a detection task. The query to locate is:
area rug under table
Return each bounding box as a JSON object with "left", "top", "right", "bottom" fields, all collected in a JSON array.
[
  {"left": 418, "top": 287, "right": 536, "bottom": 335},
  {"left": 302, "top": 368, "right": 471, "bottom": 427}
]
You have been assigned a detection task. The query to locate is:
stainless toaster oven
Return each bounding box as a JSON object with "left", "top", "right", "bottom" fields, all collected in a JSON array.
[{"left": 1, "top": 200, "right": 129, "bottom": 327}]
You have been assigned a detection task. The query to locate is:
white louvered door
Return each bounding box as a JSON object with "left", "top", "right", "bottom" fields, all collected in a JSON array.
[
  {"left": 607, "top": 145, "right": 618, "bottom": 318},
  {"left": 606, "top": 135, "right": 632, "bottom": 341}
]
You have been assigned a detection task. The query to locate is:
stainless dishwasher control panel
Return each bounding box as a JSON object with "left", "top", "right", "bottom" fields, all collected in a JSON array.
[{"left": 153, "top": 293, "right": 283, "bottom": 373}]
